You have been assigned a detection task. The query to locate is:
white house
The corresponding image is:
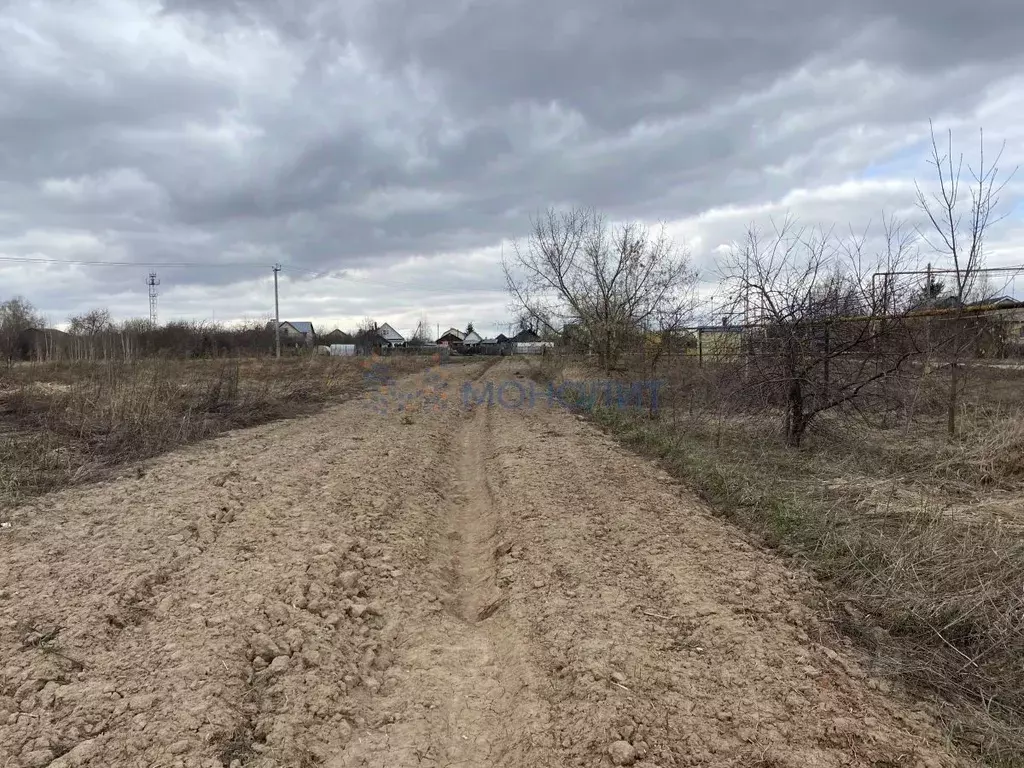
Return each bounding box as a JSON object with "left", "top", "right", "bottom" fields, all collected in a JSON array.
[
  {"left": 276, "top": 321, "right": 316, "bottom": 346},
  {"left": 377, "top": 323, "right": 406, "bottom": 348},
  {"left": 462, "top": 329, "right": 483, "bottom": 347}
]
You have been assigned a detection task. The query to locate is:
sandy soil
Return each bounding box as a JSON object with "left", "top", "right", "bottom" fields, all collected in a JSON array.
[{"left": 0, "top": 360, "right": 970, "bottom": 767}]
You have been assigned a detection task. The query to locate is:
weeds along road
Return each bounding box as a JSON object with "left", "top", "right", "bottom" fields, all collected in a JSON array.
[{"left": 1, "top": 360, "right": 966, "bottom": 768}]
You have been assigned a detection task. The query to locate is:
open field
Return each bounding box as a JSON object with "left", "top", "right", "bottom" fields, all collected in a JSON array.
[
  {"left": 545, "top": 356, "right": 1024, "bottom": 765},
  {"left": 0, "top": 359, "right": 978, "bottom": 767},
  {"left": 0, "top": 356, "right": 435, "bottom": 509}
]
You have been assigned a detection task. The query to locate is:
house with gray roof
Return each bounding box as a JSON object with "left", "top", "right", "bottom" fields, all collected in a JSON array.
[{"left": 276, "top": 321, "right": 316, "bottom": 347}]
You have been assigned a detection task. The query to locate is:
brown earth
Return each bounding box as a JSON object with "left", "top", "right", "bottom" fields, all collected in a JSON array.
[{"left": 0, "top": 360, "right": 972, "bottom": 768}]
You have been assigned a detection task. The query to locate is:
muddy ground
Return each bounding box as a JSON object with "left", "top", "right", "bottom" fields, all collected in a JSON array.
[{"left": 0, "top": 360, "right": 969, "bottom": 767}]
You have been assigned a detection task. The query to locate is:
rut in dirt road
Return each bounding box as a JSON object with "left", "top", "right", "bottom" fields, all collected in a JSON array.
[
  {"left": 335, "top": 396, "right": 555, "bottom": 768},
  {"left": 448, "top": 403, "right": 503, "bottom": 623}
]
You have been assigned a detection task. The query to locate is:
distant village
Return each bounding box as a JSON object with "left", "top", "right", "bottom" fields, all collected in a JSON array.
[{"left": 273, "top": 320, "right": 550, "bottom": 356}]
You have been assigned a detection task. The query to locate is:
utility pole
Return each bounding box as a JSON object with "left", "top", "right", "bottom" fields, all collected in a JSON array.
[
  {"left": 273, "top": 264, "right": 281, "bottom": 359},
  {"left": 147, "top": 272, "right": 160, "bottom": 327}
]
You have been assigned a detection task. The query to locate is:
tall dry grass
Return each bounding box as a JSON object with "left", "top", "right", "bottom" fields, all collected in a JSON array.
[{"left": 0, "top": 356, "right": 430, "bottom": 506}]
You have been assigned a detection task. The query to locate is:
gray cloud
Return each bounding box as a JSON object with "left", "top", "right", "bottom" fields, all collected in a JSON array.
[{"left": 1, "top": 0, "right": 1023, "bottom": 331}]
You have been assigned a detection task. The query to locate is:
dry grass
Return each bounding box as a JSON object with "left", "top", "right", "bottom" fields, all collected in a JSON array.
[
  {"left": 0, "top": 355, "right": 431, "bottom": 507},
  {"left": 537, "top": 355, "right": 1024, "bottom": 765}
]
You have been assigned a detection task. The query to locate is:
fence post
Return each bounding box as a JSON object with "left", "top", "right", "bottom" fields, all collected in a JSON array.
[{"left": 697, "top": 328, "right": 703, "bottom": 369}]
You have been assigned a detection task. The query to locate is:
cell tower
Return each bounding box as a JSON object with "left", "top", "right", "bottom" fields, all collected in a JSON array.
[{"left": 147, "top": 272, "right": 160, "bottom": 326}]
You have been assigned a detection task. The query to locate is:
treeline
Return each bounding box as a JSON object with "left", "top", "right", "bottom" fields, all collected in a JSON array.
[{"left": 2, "top": 300, "right": 279, "bottom": 362}]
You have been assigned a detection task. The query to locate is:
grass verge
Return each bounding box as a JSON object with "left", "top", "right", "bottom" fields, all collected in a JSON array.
[{"left": 534, "top": 357, "right": 1024, "bottom": 766}]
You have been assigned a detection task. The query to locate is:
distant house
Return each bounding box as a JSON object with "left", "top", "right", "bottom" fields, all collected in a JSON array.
[
  {"left": 436, "top": 328, "right": 465, "bottom": 346},
  {"left": 321, "top": 328, "right": 354, "bottom": 345},
  {"left": 376, "top": 323, "right": 405, "bottom": 348},
  {"left": 462, "top": 329, "right": 483, "bottom": 347},
  {"left": 479, "top": 336, "right": 512, "bottom": 356},
  {"left": 968, "top": 296, "right": 1024, "bottom": 310},
  {"left": 275, "top": 321, "right": 316, "bottom": 347},
  {"left": 510, "top": 328, "right": 541, "bottom": 343}
]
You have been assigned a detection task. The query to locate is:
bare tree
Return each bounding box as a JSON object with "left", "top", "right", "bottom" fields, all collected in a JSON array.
[
  {"left": 503, "top": 207, "right": 696, "bottom": 369},
  {"left": 723, "top": 215, "right": 921, "bottom": 447},
  {"left": 66, "top": 308, "right": 115, "bottom": 360},
  {"left": 0, "top": 296, "right": 45, "bottom": 364},
  {"left": 513, "top": 311, "right": 539, "bottom": 335},
  {"left": 353, "top": 317, "right": 381, "bottom": 355},
  {"left": 409, "top": 316, "right": 432, "bottom": 347},
  {"left": 68, "top": 308, "right": 113, "bottom": 337},
  {"left": 915, "top": 123, "right": 1015, "bottom": 438}
]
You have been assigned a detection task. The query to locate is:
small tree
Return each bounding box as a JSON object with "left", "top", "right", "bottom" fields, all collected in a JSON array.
[
  {"left": 915, "top": 123, "right": 1015, "bottom": 438},
  {"left": 353, "top": 318, "right": 381, "bottom": 355},
  {"left": 465, "top": 321, "right": 475, "bottom": 336},
  {"left": 503, "top": 207, "right": 696, "bottom": 369},
  {"left": 723, "top": 215, "right": 921, "bottom": 447}
]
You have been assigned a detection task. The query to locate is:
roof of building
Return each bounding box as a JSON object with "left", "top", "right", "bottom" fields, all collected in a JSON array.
[
  {"left": 322, "top": 328, "right": 354, "bottom": 342},
  {"left": 283, "top": 321, "right": 314, "bottom": 334},
  {"left": 377, "top": 322, "right": 405, "bottom": 341},
  {"left": 968, "top": 295, "right": 1024, "bottom": 308},
  {"left": 511, "top": 328, "right": 541, "bottom": 342},
  {"left": 436, "top": 329, "right": 464, "bottom": 342}
]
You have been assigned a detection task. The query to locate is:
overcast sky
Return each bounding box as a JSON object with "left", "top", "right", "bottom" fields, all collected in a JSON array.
[{"left": 2, "top": 0, "right": 1024, "bottom": 338}]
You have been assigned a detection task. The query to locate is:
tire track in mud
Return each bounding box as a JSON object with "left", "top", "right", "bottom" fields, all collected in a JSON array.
[
  {"left": 337, "top": 391, "right": 556, "bottom": 768},
  {"left": 447, "top": 403, "right": 503, "bottom": 623}
]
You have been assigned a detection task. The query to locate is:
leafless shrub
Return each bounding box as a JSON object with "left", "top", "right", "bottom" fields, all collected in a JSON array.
[{"left": 720, "top": 215, "right": 923, "bottom": 446}]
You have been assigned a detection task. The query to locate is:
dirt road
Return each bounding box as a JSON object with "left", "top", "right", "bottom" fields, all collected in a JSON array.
[{"left": 1, "top": 360, "right": 965, "bottom": 767}]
